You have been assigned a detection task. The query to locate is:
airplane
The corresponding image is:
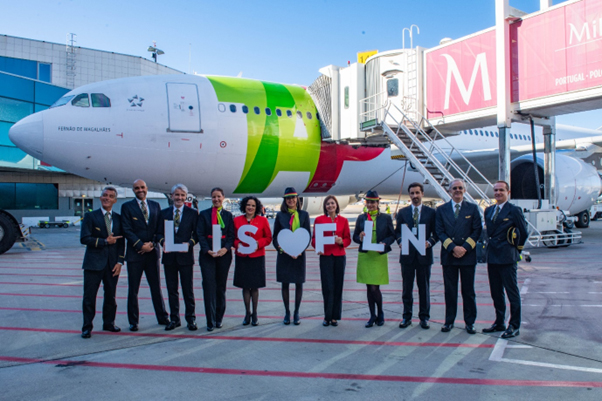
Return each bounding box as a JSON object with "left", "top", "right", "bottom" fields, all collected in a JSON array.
[{"left": 8, "top": 74, "right": 602, "bottom": 227}]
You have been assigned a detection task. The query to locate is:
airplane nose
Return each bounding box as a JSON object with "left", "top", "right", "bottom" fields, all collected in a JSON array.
[{"left": 9, "top": 112, "right": 44, "bottom": 159}]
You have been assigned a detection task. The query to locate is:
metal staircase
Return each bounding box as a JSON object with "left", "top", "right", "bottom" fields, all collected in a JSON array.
[{"left": 359, "top": 95, "right": 494, "bottom": 206}]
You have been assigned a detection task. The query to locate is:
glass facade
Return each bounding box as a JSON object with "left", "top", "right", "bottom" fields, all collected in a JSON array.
[
  {"left": 0, "top": 72, "right": 69, "bottom": 170},
  {"left": 0, "top": 183, "right": 59, "bottom": 210},
  {"left": 0, "top": 56, "right": 52, "bottom": 83}
]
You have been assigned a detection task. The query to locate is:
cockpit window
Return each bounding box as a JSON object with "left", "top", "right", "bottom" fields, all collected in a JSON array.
[
  {"left": 91, "top": 93, "right": 111, "bottom": 108},
  {"left": 50, "top": 95, "right": 74, "bottom": 108},
  {"left": 72, "top": 94, "right": 90, "bottom": 107}
]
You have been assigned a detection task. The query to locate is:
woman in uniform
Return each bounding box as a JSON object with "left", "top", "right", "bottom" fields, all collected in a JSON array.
[{"left": 353, "top": 190, "right": 396, "bottom": 327}]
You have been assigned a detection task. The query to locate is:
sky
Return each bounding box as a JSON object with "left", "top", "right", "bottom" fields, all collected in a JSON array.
[{"left": 2, "top": 0, "right": 600, "bottom": 128}]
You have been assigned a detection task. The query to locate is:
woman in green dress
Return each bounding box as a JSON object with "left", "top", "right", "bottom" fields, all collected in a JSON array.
[{"left": 353, "top": 190, "right": 396, "bottom": 327}]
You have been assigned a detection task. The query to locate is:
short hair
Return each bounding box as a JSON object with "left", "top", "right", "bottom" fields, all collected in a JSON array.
[
  {"left": 210, "top": 187, "right": 224, "bottom": 197},
  {"left": 448, "top": 179, "right": 466, "bottom": 191},
  {"left": 171, "top": 183, "right": 188, "bottom": 195},
  {"left": 322, "top": 195, "right": 340, "bottom": 215},
  {"left": 102, "top": 186, "right": 117, "bottom": 197},
  {"left": 280, "top": 196, "right": 301, "bottom": 213},
  {"left": 407, "top": 182, "right": 424, "bottom": 193},
  {"left": 239, "top": 196, "right": 263, "bottom": 217},
  {"left": 495, "top": 180, "right": 510, "bottom": 191}
]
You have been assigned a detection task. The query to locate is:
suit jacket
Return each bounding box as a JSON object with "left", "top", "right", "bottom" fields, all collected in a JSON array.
[
  {"left": 121, "top": 198, "right": 163, "bottom": 262},
  {"left": 485, "top": 202, "right": 528, "bottom": 264},
  {"left": 353, "top": 212, "right": 396, "bottom": 254},
  {"left": 436, "top": 200, "right": 482, "bottom": 266},
  {"left": 395, "top": 205, "right": 438, "bottom": 265},
  {"left": 80, "top": 209, "right": 125, "bottom": 271},
  {"left": 272, "top": 210, "right": 311, "bottom": 252},
  {"left": 157, "top": 205, "right": 199, "bottom": 265},
  {"left": 197, "top": 207, "right": 235, "bottom": 255}
]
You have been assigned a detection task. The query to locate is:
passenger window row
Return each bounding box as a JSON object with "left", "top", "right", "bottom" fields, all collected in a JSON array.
[
  {"left": 220, "top": 103, "right": 315, "bottom": 120},
  {"left": 463, "top": 129, "right": 532, "bottom": 141}
]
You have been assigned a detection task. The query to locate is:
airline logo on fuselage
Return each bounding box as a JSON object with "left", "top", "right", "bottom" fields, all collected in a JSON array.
[
  {"left": 442, "top": 53, "right": 492, "bottom": 110},
  {"left": 128, "top": 95, "right": 145, "bottom": 107}
]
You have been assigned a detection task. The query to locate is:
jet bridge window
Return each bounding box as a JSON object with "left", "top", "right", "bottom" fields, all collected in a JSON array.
[
  {"left": 50, "top": 95, "right": 74, "bottom": 108},
  {"left": 91, "top": 93, "right": 111, "bottom": 107},
  {"left": 71, "top": 94, "right": 89, "bottom": 107},
  {"left": 344, "top": 86, "right": 349, "bottom": 108},
  {"left": 387, "top": 79, "right": 399, "bottom": 97}
]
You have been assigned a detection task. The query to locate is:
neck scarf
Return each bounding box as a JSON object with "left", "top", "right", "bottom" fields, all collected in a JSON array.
[
  {"left": 367, "top": 210, "right": 378, "bottom": 232},
  {"left": 288, "top": 208, "right": 300, "bottom": 231},
  {"left": 212, "top": 206, "right": 225, "bottom": 228}
]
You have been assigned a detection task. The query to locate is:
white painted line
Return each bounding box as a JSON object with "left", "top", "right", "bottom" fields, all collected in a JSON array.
[
  {"left": 500, "top": 358, "right": 602, "bottom": 374},
  {"left": 488, "top": 338, "right": 508, "bottom": 362},
  {"left": 588, "top": 292, "right": 602, "bottom": 294},
  {"left": 505, "top": 345, "right": 532, "bottom": 349},
  {"left": 520, "top": 278, "right": 530, "bottom": 296}
]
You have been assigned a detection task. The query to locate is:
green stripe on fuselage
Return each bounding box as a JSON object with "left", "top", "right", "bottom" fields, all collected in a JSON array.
[{"left": 207, "top": 76, "right": 321, "bottom": 194}]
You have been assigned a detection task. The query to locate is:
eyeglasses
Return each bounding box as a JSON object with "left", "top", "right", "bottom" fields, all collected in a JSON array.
[{"left": 451, "top": 186, "right": 464, "bottom": 190}]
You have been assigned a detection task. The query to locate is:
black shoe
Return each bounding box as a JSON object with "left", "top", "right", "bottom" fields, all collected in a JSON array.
[
  {"left": 482, "top": 324, "right": 506, "bottom": 333},
  {"left": 216, "top": 322, "right": 223, "bottom": 329},
  {"left": 420, "top": 320, "right": 430, "bottom": 329},
  {"left": 501, "top": 325, "right": 520, "bottom": 339},
  {"left": 206, "top": 325, "right": 214, "bottom": 332},
  {"left": 323, "top": 320, "right": 330, "bottom": 327},
  {"left": 376, "top": 313, "right": 384, "bottom": 326},
  {"left": 102, "top": 324, "right": 121, "bottom": 333},
  {"left": 81, "top": 330, "right": 91, "bottom": 339},
  {"left": 158, "top": 320, "right": 170, "bottom": 326},
  {"left": 187, "top": 321, "right": 198, "bottom": 331},
  {"left": 330, "top": 320, "right": 338, "bottom": 327},
  {"left": 365, "top": 316, "right": 376, "bottom": 328},
  {"left": 251, "top": 312, "right": 258, "bottom": 326},
  {"left": 243, "top": 312, "right": 251, "bottom": 326},
  {"left": 129, "top": 324, "right": 139, "bottom": 332},
  {"left": 441, "top": 324, "right": 453, "bottom": 332},
  {"left": 466, "top": 325, "right": 476, "bottom": 334},
  {"left": 165, "top": 321, "right": 181, "bottom": 331},
  {"left": 283, "top": 311, "right": 291, "bottom": 325},
  {"left": 399, "top": 318, "right": 412, "bottom": 328},
  {"left": 293, "top": 311, "right": 300, "bottom": 325}
]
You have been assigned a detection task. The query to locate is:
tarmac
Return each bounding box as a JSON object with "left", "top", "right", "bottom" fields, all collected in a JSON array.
[{"left": 1, "top": 206, "right": 601, "bottom": 400}]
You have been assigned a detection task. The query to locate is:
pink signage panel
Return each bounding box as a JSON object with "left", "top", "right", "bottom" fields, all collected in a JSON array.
[
  {"left": 511, "top": 0, "right": 602, "bottom": 102},
  {"left": 426, "top": 30, "right": 497, "bottom": 118}
]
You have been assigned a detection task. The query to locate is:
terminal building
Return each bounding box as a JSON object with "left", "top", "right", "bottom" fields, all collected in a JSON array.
[{"left": 0, "top": 34, "right": 183, "bottom": 224}]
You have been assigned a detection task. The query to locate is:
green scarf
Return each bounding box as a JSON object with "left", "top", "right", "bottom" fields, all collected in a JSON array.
[
  {"left": 288, "top": 208, "right": 300, "bottom": 231},
  {"left": 367, "top": 210, "right": 379, "bottom": 233},
  {"left": 212, "top": 206, "right": 225, "bottom": 229}
]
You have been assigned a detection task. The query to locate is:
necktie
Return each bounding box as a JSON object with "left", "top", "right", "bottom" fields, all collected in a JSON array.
[
  {"left": 174, "top": 208, "right": 181, "bottom": 229},
  {"left": 454, "top": 203, "right": 460, "bottom": 219},
  {"left": 493, "top": 206, "right": 500, "bottom": 222},
  {"left": 104, "top": 212, "right": 112, "bottom": 236},
  {"left": 413, "top": 207, "right": 419, "bottom": 226},
  {"left": 140, "top": 201, "right": 149, "bottom": 221}
]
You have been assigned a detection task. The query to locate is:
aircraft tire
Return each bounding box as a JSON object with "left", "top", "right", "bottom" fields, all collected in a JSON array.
[
  {"left": 0, "top": 213, "right": 17, "bottom": 255},
  {"left": 575, "top": 210, "right": 590, "bottom": 228}
]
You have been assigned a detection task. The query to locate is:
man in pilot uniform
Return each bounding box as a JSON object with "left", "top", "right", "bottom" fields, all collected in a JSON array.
[
  {"left": 436, "top": 179, "right": 482, "bottom": 334},
  {"left": 395, "top": 182, "right": 438, "bottom": 329},
  {"left": 482, "top": 181, "right": 528, "bottom": 339},
  {"left": 157, "top": 184, "right": 199, "bottom": 331},
  {"left": 80, "top": 186, "right": 125, "bottom": 338},
  {"left": 121, "top": 179, "right": 169, "bottom": 331}
]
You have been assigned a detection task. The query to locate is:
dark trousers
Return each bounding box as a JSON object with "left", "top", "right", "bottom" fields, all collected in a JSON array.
[
  {"left": 487, "top": 263, "right": 521, "bottom": 329},
  {"left": 127, "top": 254, "right": 168, "bottom": 325},
  {"left": 401, "top": 262, "right": 431, "bottom": 321},
  {"left": 442, "top": 264, "right": 477, "bottom": 325},
  {"left": 319, "top": 255, "right": 346, "bottom": 321},
  {"left": 199, "top": 251, "right": 232, "bottom": 328},
  {"left": 82, "top": 265, "right": 119, "bottom": 331},
  {"left": 164, "top": 262, "right": 195, "bottom": 324}
]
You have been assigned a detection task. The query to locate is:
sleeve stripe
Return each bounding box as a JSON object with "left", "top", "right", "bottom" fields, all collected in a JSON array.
[
  {"left": 466, "top": 238, "right": 476, "bottom": 249},
  {"left": 443, "top": 238, "right": 453, "bottom": 249},
  {"left": 133, "top": 239, "right": 140, "bottom": 247}
]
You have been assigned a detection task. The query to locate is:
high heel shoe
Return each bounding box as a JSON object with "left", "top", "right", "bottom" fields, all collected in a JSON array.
[
  {"left": 322, "top": 320, "right": 330, "bottom": 327},
  {"left": 251, "top": 312, "right": 258, "bottom": 326},
  {"left": 283, "top": 311, "right": 291, "bottom": 325},
  {"left": 376, "top": 312, "right": 385, "bottom": 326},
  {"left": 293, "top": 311, "right": 300, "bottom": 325},
  {"left": 365, "top": 316, "right": 376, "bottom": 328},
  {"left": 242, "top": 312, "right": 251, "bottom": 326},
  {"left": 330, "top": 320, "right": 338, "bottom": 327}
]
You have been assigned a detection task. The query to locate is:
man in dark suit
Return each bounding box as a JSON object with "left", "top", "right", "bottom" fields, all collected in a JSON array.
[
  {"left": 483, "top": 181, "right": 528, "bottom": 339},
  {"left": 436, "top": 179, "right": 482, "bottom": 334},
  {"left": 121, "top": 179, "right": 169, "bottom": 331},
  {"left": 157, "top": 184, "right": 199, "bottom": 331},
  {"left": 80, "top": 186, "right": 125, "bottom": 338},
  {"left": 395, "top": 182, "right": 438, "bottom": 329}
]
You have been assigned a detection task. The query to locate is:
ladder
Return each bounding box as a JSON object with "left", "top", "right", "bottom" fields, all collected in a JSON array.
[{"left": 359, "top": 96, "right": 494, "bottom": 206}]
